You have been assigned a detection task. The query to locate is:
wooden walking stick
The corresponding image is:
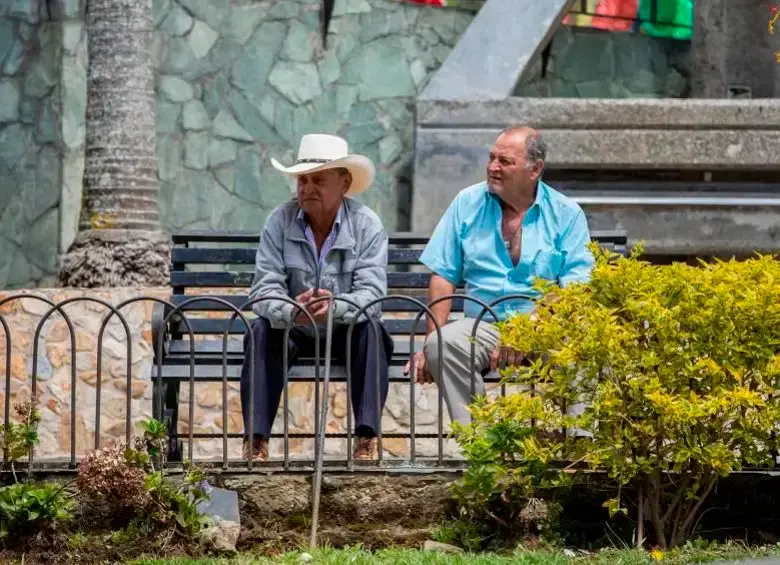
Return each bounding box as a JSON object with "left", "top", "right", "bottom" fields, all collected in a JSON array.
[{"left": 310, "top": 294, "right": 334, "bottom": 548}]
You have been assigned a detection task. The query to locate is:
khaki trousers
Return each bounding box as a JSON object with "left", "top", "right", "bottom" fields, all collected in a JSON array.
[
  {"left": 423, "top": 318, "right": 499, "bottom": 425},
  {"left": 423, "top": 318, "right": 591, "bottom": 436}
]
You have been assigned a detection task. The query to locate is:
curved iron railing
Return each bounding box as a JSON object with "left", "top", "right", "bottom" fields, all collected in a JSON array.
[
  {"left": 0, "top": 290, "right": 546, "bottom": 472},
  {"left": 32, "top": 296, "right": 131, "bottom": 468}
]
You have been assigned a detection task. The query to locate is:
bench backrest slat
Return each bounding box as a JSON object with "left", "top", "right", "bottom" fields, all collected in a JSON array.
[
  {"left": 171, "top": 247, "right": 435, "bottom": 265},
  {"left": 167, "top": 230, "right": 628, "bottom": 298},
  {"left": 171, "top": 242, "right": 626, "bottom": 267},
  {"left": 172, "top": 230, "right": 628, "bottom": 246}
]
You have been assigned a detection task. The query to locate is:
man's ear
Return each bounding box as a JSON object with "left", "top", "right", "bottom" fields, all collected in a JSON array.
[
  {"left": 531, "top": 160, "right": 544, "bottom": 181},
  {"left": 341, "top": 171, "right": 353, "bottom": 195}
]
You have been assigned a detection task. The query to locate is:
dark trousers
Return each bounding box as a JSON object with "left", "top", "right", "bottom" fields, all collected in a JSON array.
[{"left": 240, "top": 317, "right": 394, "bottom": 439}]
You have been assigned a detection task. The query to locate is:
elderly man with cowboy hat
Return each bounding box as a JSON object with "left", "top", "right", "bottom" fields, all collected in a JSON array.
[{"left": 240, "top": 133, "right": 394, "bottom": 462}]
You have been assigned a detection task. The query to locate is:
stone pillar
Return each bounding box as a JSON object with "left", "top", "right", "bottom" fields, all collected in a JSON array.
[
  {"left": 691, "top": 0, "right": 728, "bottom": 97},
  {"left": 692, "top": 0, "right": 777, "bottom": 98},
  {"left": 726, "top": 0, "right": 775, "bottom": 98}
]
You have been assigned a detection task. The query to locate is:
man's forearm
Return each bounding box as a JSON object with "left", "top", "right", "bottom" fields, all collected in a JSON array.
[{"left": 425, "top": 274, "right": 456, "bottom": 336}]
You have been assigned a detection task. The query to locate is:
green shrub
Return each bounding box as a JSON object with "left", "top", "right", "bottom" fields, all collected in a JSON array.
[
  {"left": 453, "top": 246, "right": 780, "bottom": 549},
  {"left": 0, "top": 481, "right": 74, "bottom": 537},
  {"left": 1, "top": 400, "right": 41, "bottom": 480}
]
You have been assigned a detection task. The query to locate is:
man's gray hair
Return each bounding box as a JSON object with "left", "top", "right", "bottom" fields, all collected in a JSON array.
[
  {"left": 499, "top": 126, "right": 547, "bottom": 163},
  {"left": 526, "top": 132, "right": 547, "bottom": 163}
]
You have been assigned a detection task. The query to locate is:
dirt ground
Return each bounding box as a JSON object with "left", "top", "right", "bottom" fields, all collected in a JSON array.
[
  {"left": 222, "top": 473, "right": 456, "bottom": 552},
  {"left": 0, "top": 472, "right": 458, "bottom": 564}
]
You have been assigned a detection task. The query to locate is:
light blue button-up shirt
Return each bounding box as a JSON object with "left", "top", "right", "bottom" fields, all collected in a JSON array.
[{"left": 419, "top": 181, "right": 594, "bottom": 321}]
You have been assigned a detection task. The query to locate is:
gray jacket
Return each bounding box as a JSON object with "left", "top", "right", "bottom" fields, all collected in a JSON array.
[{"left": 250, "top": 197, "right": 388, "bottom": 333}]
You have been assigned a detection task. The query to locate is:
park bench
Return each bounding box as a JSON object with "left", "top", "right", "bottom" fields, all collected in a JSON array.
[{"left": 150, "top": 229, "right": 628, "bottom": 461}]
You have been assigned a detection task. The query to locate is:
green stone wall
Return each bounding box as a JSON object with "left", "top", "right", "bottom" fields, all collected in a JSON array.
[
  {"left": 0, "top": 0, "right": 473, "bottom": 289},
  {"left": 515, "top": 26, "right": 691, "bottom": 98},
  {"left": 152, "top": 0, "right": 472, "bottom": 235},
  {"left": 0, "top": 4, "right": 64, "bottom": 289}
]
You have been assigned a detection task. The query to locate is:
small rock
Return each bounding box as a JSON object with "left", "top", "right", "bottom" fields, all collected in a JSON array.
[
  {"left": 213, "top": 109, "right": 253, "bottom": 142},
  {"left": 268, "top": 60, "right": 322, "bottom": 105},
  {"left": 0, "top": 79, "right": 21, "bottom": 123},
  {"left": 182, "top": 100, "right": 210, "bottom": 130},
  {"left": 160, "top": 3, "right": 193, "bottom": 37},
  {"left": 297, "top": 552, "right": 314, "bottom": 563},
  {"left": 159, "top": 75, "right": 194, "bottom": 102},
  {"left": 423, "top": 540, "right": 462, "bottom": 553},
  {"left": 188, "top": 20, "right": 219, "bottom": 59}
]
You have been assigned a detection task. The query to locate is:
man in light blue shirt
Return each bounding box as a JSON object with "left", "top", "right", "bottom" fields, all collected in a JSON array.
[{"left": 403, "top": 126, "right": 594, "bottom": 424}]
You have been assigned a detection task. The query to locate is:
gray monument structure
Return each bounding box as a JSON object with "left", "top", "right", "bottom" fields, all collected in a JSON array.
[{"left": 412, "top": 0, "right": 780, "bottom": 258}]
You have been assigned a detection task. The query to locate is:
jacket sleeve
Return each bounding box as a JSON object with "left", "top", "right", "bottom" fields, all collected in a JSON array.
[
  {"left": 249, "top": 210, "right": 297, "bottom": 329},
  {"left": 332, "top": 219, "right": 389, "bottom": 324}
]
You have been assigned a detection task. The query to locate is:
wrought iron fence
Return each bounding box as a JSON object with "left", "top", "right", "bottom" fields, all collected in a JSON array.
[{"left": 0, "top": 291, "right": 535, "bottom": 474}]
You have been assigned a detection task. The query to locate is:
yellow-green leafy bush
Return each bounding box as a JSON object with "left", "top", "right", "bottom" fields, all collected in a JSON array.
[{"left": 453, "top": 246, "right": 780, "bottom": 549}]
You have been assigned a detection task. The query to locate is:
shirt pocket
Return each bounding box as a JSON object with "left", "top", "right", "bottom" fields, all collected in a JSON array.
[
  {"left": 462, "top": 227, "right": 497, "bottom": 263},
  {"left": 282, "top": 241, "right": 312, "bottom": 271},
  {"left": 531, "top": 249, "right": 564, "bottom": 282},
  {"left": 321, "top": 250, "right": 357, "bottom": 294}
]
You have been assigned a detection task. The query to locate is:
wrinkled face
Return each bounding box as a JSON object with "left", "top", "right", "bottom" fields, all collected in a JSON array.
[
  {"left": 296, "top": 168, "right": 351, "bottom": 220},
  {"left": 486, "top": 132, "right": 543, "bottom": 199}
]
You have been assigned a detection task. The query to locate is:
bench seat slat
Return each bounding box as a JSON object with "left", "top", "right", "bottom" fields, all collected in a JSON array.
[
  {"left": 166, "top": 337, "right": 424, "bottom": 358},
  {"left": 151, "top": 363, "right": 502, "bottom": 382},
  {"left": 168, "top": 317, "right": 449, "bottom": 336},
  {"left": 170, "top": 271, "right": 435, "bottom": 289},
  {"left": 166, "top": 294, "right": 465, "bottom": 313}
]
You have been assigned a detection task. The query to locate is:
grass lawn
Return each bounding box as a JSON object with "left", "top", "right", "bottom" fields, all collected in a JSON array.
[{"left": 129, "top": 544, "right": 780, "bottom": 565}]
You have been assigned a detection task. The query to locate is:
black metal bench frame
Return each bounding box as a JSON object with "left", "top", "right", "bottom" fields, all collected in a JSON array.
[{"left": 151, "top": 229, "right": 628, "bottom": 461}]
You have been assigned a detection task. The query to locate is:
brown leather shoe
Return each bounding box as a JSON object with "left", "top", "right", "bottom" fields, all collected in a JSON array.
[
  {"left": 243, "top": 437, "right": 268, "bottom": 462},
  {"left": 352, "top": 437, "right": 377, "bottom": 460}
]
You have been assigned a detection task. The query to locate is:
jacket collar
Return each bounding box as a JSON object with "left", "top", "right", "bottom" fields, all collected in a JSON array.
[{"left": 287, "top": 198, "right": 356, "bottom": 250}]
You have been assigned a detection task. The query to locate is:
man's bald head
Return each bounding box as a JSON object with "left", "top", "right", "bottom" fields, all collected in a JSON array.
[{"left": 486, "top": 126, "right": 546, "bottom": 207}]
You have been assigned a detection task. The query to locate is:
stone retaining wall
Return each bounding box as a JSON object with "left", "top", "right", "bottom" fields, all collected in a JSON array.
[{"left": 0, "top": 288, "right": 460, "bottom": 461}]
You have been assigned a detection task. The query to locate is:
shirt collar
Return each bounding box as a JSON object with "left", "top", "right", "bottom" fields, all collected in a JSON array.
[
  {"left": 296, "top": 201, "right": 345, "bottom": 232},
  {"left": 486, "top": 180, "right": 547, "bottom": 210}
]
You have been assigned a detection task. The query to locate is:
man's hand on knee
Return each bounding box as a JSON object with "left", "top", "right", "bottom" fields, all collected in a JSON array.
[
  {"left": 489, "top": 345, "right": 526, "bottom": 371},
  {"left": 403, "top": 350, "right": 433, "bottom": 384}
]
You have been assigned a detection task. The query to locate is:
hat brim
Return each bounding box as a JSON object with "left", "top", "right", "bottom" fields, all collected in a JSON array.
[{"left": 270, "top": 155, "right": 376, "bottom": 196}]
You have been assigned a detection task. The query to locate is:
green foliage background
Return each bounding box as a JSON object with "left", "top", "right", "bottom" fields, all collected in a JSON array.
[{"left": 454, "top": 246, "right": 780, "bottom": 549}]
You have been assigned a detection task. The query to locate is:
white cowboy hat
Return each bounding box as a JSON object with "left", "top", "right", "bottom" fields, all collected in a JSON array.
[{"left": 270, "top": 134, "right": 376, "bottom": 195}]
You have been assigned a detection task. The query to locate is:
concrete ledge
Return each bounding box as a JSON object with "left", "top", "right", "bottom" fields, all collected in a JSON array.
[
  {"left": 416, "top": 128, "right": 780, "bottom": 172},
  {"left": 417, "top": 98, "right": 780, "bottom": 129},
  {"left": 585, "top": 205, "right": 780, "bottom": 256}
]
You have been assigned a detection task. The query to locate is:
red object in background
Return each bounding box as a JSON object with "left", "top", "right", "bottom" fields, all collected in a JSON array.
[
  {"left": 401, "top": 0, "right": 446, "bottom": 5},
  {"left": 590, "top": 0, "right": 638, "bottom": 31}
]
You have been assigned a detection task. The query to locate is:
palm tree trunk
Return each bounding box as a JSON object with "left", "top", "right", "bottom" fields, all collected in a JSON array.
[{"left": 59, "top": 0, "right": 170, "bottom": 287}]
